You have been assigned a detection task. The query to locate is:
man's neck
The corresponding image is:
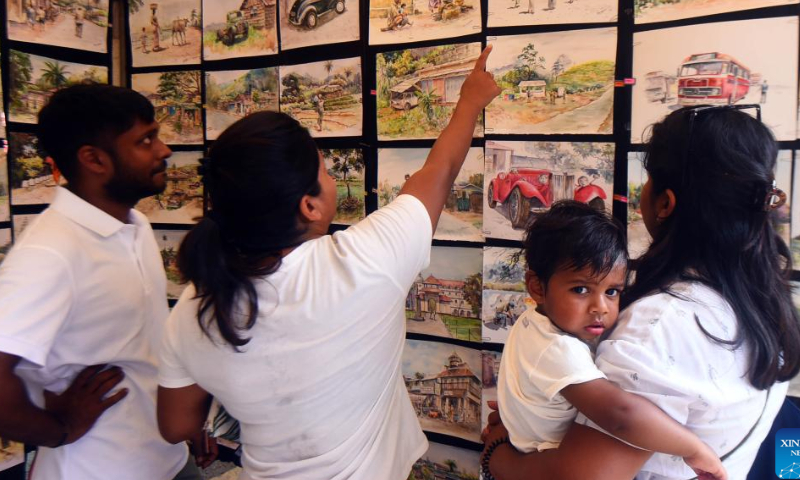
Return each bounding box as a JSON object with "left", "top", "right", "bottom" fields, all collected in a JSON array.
[{"left": 67, "top": 185, "right": 133, "bottom": 224}]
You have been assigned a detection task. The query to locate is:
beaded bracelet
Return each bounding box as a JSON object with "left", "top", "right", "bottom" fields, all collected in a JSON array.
[{"left": 481, "top": 436, "right": 510, "bottom": 480}]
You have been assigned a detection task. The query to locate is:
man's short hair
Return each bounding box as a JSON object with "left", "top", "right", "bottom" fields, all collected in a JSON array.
[{"left": 37, "top": 84, "right": 155, "bottom": 182}]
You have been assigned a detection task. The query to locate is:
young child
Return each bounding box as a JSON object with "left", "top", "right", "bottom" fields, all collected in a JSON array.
[{"left": 497, "top": 200, "right": 727, "bottom": 480}]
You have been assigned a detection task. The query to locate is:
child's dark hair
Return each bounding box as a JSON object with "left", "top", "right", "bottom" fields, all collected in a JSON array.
[{"left": 524, "top": 200, "right": 628, "bottom": 288}]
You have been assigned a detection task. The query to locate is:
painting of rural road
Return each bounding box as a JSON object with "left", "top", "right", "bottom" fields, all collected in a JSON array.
[
  {"left": 409, "top": 442, "right": 480, "bottom": 480},
  {"left": 488, "top": 0, "right": 616, "bottom": 27},
  {"left": 6, "top": 0, "right": 109, "bottom": 53},
  {"left": 634, "top": 0, "right": 797, "bottom": 24},
  {"left": 481, "top": 246, "right": 532, "bottom": 344},
  {"left": 632, "top": 17, "right": 798, "bottom": 143},
  {"left": 129, "top": 0, "right": 201, "bottom": 67},
  {"left": 8, "top": 132, "right": 66, "bottom": 206},
  {"left": 132, "top": 71, "right": 203, "bottom": 145},
  {"left": 378, "top": 147, "right": 484, "bottom": 242},
  {"left": 280, "top": 0, "right": 359, "bottom": 50},
  {"left": 136, "top": 151, "right": 203, "bottom": 224},
  {"left": 206, "top": 68, "right": 279, "bottom": 140},
  {"left": 321, "top": 149, "right": 365, "bottom": 225},
  {"left": 280, "top": 57, "right": 362, "bottom": 137},
  {"left": 485, "top": 28, "right": 617, "bottom": 135},
  {"left": 203, "top": 0, "right": 277, "bottom": 60},
  {"left": 369, "top": 0, "right": 481, "bottom": 45}
]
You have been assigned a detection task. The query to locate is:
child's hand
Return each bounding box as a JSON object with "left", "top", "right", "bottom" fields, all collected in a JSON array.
[
  {"left": 683, "top": 441, "right": 728, "bottom": 480},
  {"left": 458, "top": 46, "right": 502, "bottom": 114}
]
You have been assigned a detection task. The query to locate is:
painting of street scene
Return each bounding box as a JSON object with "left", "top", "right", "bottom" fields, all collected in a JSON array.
[
  {"left": 322, "top": 149, "right": 365, "bottom": 225},
  {"left": 481, "top": 350, "right": 501, "bottom": 431},
  {"left": 632, "top": 17, "right": 799, "bottom": 143},
  {"left": 485, "top": 28, "right": 616, "bottom": 135},
  {"left": 7, "top": 0, "right": 109, "bottom": 53},
  {"left": 369, "top": 0, "right": 480, "bottom": 46},
  {"left": 0, "top": 147, "right": 8, "bottom": 222},
  {"left": 135, "top": 151, "right": 203, "bottom": 224},
  {"left": 483, "top": 141, "right": 614, "bottom": 241},
  {"left": 377, "top": 43, "right": 483, "bottom": 140},
  {"left": 634, "top": 0, "right": 797, "bottom": 24},
  {"left": 378, "top": 147, "right": 484, "bottom": 242},
  {"left": 9, "top": 133, "right": 66, "bottom": 206},
  {"left": 408, "top": 441, "right": 480, "bottom": 480},
  {"left": 8, "top": 50, "right": 107, "bottom": 124},
  {"left": 155, "top": 229, "right": 188, "bottom": 299},
  {"left": 206, "top": 68, "right": 279, "bottom": 140},
  {"left": 203, "top": 0, "right": 277, "bottom": 61},
  {"left": 488, "top": 0, "right": 616, "bottom": 27},
  {"left": 627, "top": 152, "right": 649, "bottom": 260},
  {"left": 0, "top": 437, "right": 23, "bottom": 472},
  {"left": 132, "top": 71, "right": 202, "bottom": 144},
  {"left": 280, "top": 57, "right": 362, "bottom": 137},
  {"left": 280, "top": 0, "right": 359, "bottom": 50},
  {"left": 482, "top": 246, "right": 532, "bottom": 344},
  {"left": 129, "top": 0, "right": 201, "bottom": 67},
  {"left": 773, "top": 151, "right": 792, "bottom": 246},
  {"left": 405, "top": 246, "right": 482, "bottom": 342},
  {"left": 403, "top": 339, "right": 482, "bottom": 442}
]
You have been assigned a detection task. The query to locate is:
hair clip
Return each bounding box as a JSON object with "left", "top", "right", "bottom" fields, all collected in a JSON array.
[{"left": 765, "top": 180, "right": 787, "bottom": 211}]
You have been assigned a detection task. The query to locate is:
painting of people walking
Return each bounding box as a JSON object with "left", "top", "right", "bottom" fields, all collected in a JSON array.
[
  {"left": 634, "top": 0, "right": 797, "bottom": 24},
  {"left": 206, "top": 68, "right": 279, "bottom": 140},
  {"left": 136, "top": 151, "right": 203, "bottom": 224},
  {"left": 322, "top": 149, "right": 366, "bottom": 225},
  {"left": 481, "top": 246, "right": 531, "bottom": 344},
  {"left": 203, "top": 0, "right": 277, "bottom": 60},
  {"left": 8, "top": 133, "right": 66, "bottom": 206},
  {"left": 280, "top": 0, "right": 359, "bottom": 50},
  {"left": 6, "top": 0, "right": 109, "bottom": 53},
  {"left": 129, "top": 0, "right": 202, "bottom": 67},
  {"left": 132, "top": 71, "right": 203, "bottom": 145},
  {"left": 369, "top": 0, "right": 481, "bottom": 46},
  {"left": 409, "top": 442, "right": 480, "bottom": 480},
  {"left": 488, "top": 0, "right": 617, "bottom": 27}
]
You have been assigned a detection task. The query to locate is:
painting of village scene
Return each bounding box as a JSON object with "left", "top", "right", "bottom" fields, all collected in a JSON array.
[
  {"left": 129, "top": 0, "right": 201, "bottom": 67},
  {"left": 0, "top": 147, "right": 8, "bottom": 222},
  {"left": 6, "top": 0, "right": 109, "bottom": 53},
  {"left": 773, "top": 150, "right": 792, "bottom": 246},
  {"left": 483, "top": 141, "right": 614, "bottom": 241},
  {"left": 378, "top": 147, "right": 484, "bottom": 242},
  {"left": 405, "top": 246, "right": 482, "bottom": 342},
  {"left": 377, "top": 43, "right": 483, "bottom": 140},
  {"left": 132, "top": 71, "right": 202, "bottom": 145},
  {"left": 482, "top": 246, "right": 532, "bottom": 344},
  {"left": 408, "top": 441, "right": 480, "bottom": 480},
  {"left": 280, "top": 57, "right": 362, "bottom": 137},
  {"left": 322, "top": 149, "right": 365, "bottom": 225},
  {"left": 280, "top": 0, "right": 359, "bottom": 50},
  {"left": 488, "top": 0, "right": 616, "bottom": 27},
  {"left": 8, "top": 50, "right": 107, "bottom": 124},
  {"left": 485, "top": 28, "right": 616, "bottom": 135},
  {"left": 632, "top": 17, "right": 799, "bottom": 143},
  {"left": 634, "top": 0, "right": 797, "bottom": 24},
  {"left": 135, "top": 151, "right": 203, "bottom": 224},
  {"left": 369, "top": 0, "right": 481, "bottom": 46},
  {"left": 155, "top": 229, "right": 188, "bottom": 299},
  {"left": 627, "top": 152, "right": 649, "bottom": 259},
  {"left": 203, "top": 0, "right": 277, "bottom": 61},
  {"left": 206, "top": 68, "right": 279, "bottom": 140},
  {"left": 403, "top": 339, "right": 482, "bottom": 442},
  {"left": 481, "top": 350, "right": 501, "bottom": 431},
  {"left": 9, "top": 133, "right": 66, "bottom": 206}
]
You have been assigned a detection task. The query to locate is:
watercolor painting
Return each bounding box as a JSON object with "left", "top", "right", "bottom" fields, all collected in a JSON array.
[
  {"left": 203, "top": 0, "right": 277, "bottom": 61},
  {"left": 9, "top": 133, "right": 66, "bottom": 206},
  {"left": 206, "top": 68, "right": 279, "bottom": 140},
  {"left": 369, "top": 0, "right": 481, "bottom": 46},
  {"left": 481, "top": 350, "right": 501, "bottom": 431},
  {"left": 7, "top": 0, "right": 109, "bottom": 53},
  {"left": 632, "top": 17, "right": 799, "bottom": 143},
  {"left": 483, "top": 141, "right": 614, "bottom": 240},
  {"left": 8, "top": 50, "right": 107, "bottom": 124},
  {"left": 405, "top": 246, "right": 482, "bottom": 342},
  {"left": 12, "top": 214, "right": 38, "bottom": 240},
  {"left": 378, "top": 147, "right": 484, "bottom": 242},
  {"left": 322, "top": 149, "right": 365, "bottom": 225},
  {"left": 634, "top": 0, "right": 798, "bottom": 24},
  {"left": 154, "top": 229, "right": 188, "bottom": 299},
  {"left": 482, "top": 246, "right": 532, "bottom": 344},
  {"left": 0, "top": 230, "right": 11, "bottom": 265},
  {"left": 280, "top": 0, "right": 359, "bottom": 50},
  {"left": 485, "top": 28, "right": 616, "bottom": 135},
  {"left": 135, "top": 151, "right": 203, "bottom": 224},
  {"left": 791, "top": 152, "right": 800, "bottom": 266},
  {"left": 627, "top": 152, "right": 650, "bottom": 259},
  {"left": 403, "top": 339, "right": 482, "bottom": 443},
  {"left": 0, "top": 145, "right": 8, "bottom": 222},
  {"left": 0, "top": 437, "right": 23, "bottom": 472},
  {"left": 409, "top": 441, "right": 480, "bottom": 480},
  {"left": 773, "top": 151, "right": 792, "bottom": 246},
  {"left": 377, "top": 43, "right": 482, "bottom": 140},
  {"left": 280, "top": 57, "right": 362, "bottom": 137},
  {"left": 129, "top": 0, "right": 201, "bottom": 67},
  {"left": 488, "top": 0, "right": 616, "bottom": 27},
  {"left": 132, "top": 71, "right": 202, "bottom": 145}
]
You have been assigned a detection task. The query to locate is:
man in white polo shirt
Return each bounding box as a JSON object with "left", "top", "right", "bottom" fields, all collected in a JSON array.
[{"left": 0, "top": 85, "right": 204, "bottom": 479}]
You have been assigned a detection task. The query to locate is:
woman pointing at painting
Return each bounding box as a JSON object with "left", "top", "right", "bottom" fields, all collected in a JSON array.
[{"left": 155, "top": 47, "right": 500, "bottom": 479}]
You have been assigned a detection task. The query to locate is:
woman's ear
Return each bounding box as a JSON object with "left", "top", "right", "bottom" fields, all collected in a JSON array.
[
  {"left": 298, "top": 194, "right": 323, "bottom": 223},
  {"left": 525, "top": 270, "right": 545, "bottom": 304},
  {"left": 656, "top": 188, "right": 677, "bottom": 222}
]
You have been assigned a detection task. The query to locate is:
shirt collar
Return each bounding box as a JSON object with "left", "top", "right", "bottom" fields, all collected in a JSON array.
[{"left": 50, "top": 187, "right": 141, "bottom": 238}]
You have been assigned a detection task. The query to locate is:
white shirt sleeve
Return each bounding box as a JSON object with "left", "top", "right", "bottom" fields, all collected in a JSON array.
[
  {"left": 529, "top": 337, "right": 606, "bottom": 401},
  {"left": 158, "top": 309, "right": 196, "bottom": 389},
  {"left": 0, "top": 246, "right": 75, "bottom": 366}
]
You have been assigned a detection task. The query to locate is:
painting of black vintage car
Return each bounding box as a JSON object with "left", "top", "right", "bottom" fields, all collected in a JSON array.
[{"left": 288, "top": 0, "right": 346, "bottom": 29}]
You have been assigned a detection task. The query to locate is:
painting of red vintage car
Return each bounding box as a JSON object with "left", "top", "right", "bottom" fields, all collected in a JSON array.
[{"left": 487, "top": 168, "right": 607, "bottom": 229}]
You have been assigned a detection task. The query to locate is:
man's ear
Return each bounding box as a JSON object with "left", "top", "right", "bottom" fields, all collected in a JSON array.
[
  {"left": 75, "top": 145, "right": 110, "bottom": 176},
  {"left": 297, "top": 194, "right": 323, "bottom": 223},
  {"left": 525, "top": 270, "right": 545, "bottom": 304}
]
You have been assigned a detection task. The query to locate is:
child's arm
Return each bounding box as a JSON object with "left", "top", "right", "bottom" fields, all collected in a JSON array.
[{"left": 561, "top": 379, "right": 727, "bottom": 480}]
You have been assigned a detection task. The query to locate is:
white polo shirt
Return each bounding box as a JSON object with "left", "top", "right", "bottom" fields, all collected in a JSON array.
[{"left": 0, "top": 187, "right": 187, "bottom": 480}]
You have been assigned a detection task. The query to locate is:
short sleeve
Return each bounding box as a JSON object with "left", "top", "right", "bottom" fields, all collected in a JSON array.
[
  {"left": 158, "top": 311, "right": 195, "bottom": 389},
  {"left": 0, "top": 246, "right": 74, "bottom": 366},
  {"left": 529, "top": 337, "right": 605, "bottom": 400}
]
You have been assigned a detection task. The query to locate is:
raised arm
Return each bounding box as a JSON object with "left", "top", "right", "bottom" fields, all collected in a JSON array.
[{"left": 400, "top": 45, "right": 501, "bottom": 230}]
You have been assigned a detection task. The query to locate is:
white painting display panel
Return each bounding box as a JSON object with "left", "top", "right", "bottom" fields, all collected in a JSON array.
[
  {"left": 280, "top": 0, "right": 359, "bottom": 50},
  {"left": 369, "top": 0, "right": 481, "bottom": 46},
  {"left": 488, "top": 0, "right": 617, "bottom": 27},
  {"left": 634, "top": 0, "right": 798, "bottom": 24}
]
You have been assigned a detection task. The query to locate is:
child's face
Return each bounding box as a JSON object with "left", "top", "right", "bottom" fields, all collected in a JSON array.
[{"left": 526, "top": 262, "right": 626, "bottom": 341}]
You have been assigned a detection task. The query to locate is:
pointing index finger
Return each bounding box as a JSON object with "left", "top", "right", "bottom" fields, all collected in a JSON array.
[{"left": 474, "top": 45, "right": 493, "bottom": 72}]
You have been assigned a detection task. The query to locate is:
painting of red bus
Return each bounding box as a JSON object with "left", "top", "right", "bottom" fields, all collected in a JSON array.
[{"left": 677, "top": 53, "right": 751, "bottom": 106}]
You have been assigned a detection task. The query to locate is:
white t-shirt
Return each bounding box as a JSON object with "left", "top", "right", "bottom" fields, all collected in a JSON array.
[
  {"left": 0, "top": 187, "right": 187, "bottom": 480},
  {"left": 577, "top": 281, "right": 787, "bottom": 480},
  {"left": 498, "top": 308, "right": 605, "bottom": 453},
  {"left": 159, "top": 194, "right": 432, "bottom": 480}
]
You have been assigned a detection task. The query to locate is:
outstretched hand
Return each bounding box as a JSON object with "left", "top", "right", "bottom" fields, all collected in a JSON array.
[
  {"left": 684, "top": 442, "right": 728, "bottom": 480},
  {"left": 458, "top": 45, "right": 502, "bottom": 114}
]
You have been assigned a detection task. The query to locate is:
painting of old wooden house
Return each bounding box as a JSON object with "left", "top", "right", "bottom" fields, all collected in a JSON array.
[
  {"left": 369, "top": 0, "right": 481, "bottom": 46},
  {"left": 481, "top": 246, "right": 531, "bottom": 344},
  {"left": 8, "top": 132, "right": 66, "bottom": 206},
  {"left": 488, "top": 0, "right": 616, "bottom": 28},
  {"left": 634, "top": 0, "right": 797, "bottom": 24},
  {"left": 155, "top": 229, "right": 188, "bottom": 299},
  {"left": 129, "top": 0, "right": 201, "bottom": 67},
  {"left": 409, "top": 442, "right": 480, "bottom": 480},
  {"left": 7, "top": 0, "right": 109, "bottom": 53},
  {"left": 135, "top": 151, "right": 203, "bottom": 224},
  {"left": 322, "top": 149, "right": 365, "bottom": 225},
  {"left": 203, "top": 0, "right": 277, "bottom": 60},
  {"left": 132, "top": 71, "right": 203, "bottom": 145},
  {"left": 0, "top": 147, "right": 8, "bottom": 222},
  {"left": 206, "top": 68, "right": 279, "bottom": 140},
  {"left": 280, "top": 0, "right": 359, "bottom": 50},
  {"left": 377, "top": 42, "right": 482, "bottom": 140}
]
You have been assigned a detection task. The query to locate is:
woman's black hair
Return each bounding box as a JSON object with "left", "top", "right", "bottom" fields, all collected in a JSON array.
[
  {"left": 626, "top": 106, "right": 800, "bottom": 390},
  {"left": 177, "top": 111, "right": 321, "bottom": 350}
]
